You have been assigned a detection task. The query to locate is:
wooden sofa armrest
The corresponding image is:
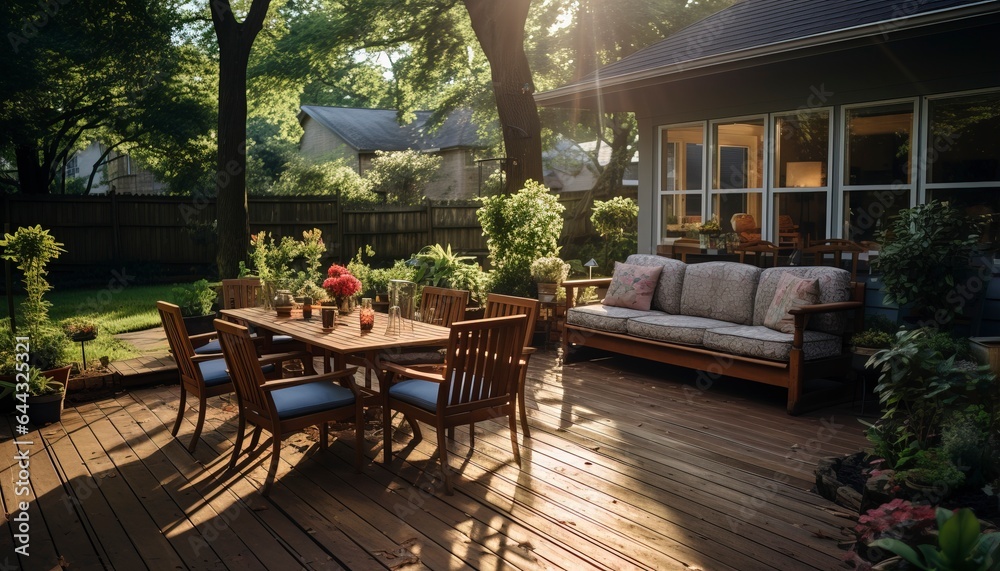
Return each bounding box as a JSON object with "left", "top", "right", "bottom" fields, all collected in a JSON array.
[
  {"left": 789, "top": 300, "right": 865, "bottom": 348},
  {"left": 563, "top": 278, "right": 613, "bottom": 309}
]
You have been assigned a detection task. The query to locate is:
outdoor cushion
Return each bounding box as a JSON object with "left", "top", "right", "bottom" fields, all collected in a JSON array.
[
  {"left": 679, "top": 262, "right": 762, "bottom": 325},
  {"left": 389, "top": 378, "right": 442, "bottom": 411},
  {"left": 197, "top": 358, "right": 274, "bottom": 387},
  {"left": 753, "top": 267, "right": 851, "bottom": 334},
  {"left": 702, "top": 325, "right": 842, "bottom": 362},
  {"left": 270, "top": 382, "right": 355, "bottom": 420},
  {"left": 626, "top": 314, "right": 737, "bottom": 345},
  {"left": 763, "top": 273, "right": 819, "bottom": 334},
  {"left": 193, "top": 334, "right": 295, "bottom": 355},
  {"left": 567, "top": 304, "right": 665, "bottom": 334},
  {"left": 603, "top": 262, "right": 663, "bottom": 310},
  {"left": 624, "top": 254, "right": 687, "bottom": 314}
]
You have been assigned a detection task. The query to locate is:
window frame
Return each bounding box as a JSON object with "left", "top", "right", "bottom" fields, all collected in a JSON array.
[{"left": 656, "top": 122, "right": 707, "bottom": 242}]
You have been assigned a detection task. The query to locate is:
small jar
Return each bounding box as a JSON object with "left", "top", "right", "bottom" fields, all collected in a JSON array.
[{"left": 359, "top": 297, "right": 374, "bottom": 332}]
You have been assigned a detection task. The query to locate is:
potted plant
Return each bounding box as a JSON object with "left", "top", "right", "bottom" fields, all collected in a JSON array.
[
  {"left": 0, "top": 366, "right": 67, "bottom": 425},
  {"left": 170, "top": 279, "right": 218, "bottom": 334},
  {"left": 0, "top": 225, "right": 71, "bottom": 389},
  {"left": 697, "top": 217, "right": 722, "bottom": 248},
  {"left": 530, "top": 256, "right": 570, "bottom": 303},
  {"left": 850, "top": 314, "right": 897, "bottom": 367},
  {"left": 323, "top": 263, "right": 362, "bottom": 314},
  {"left": 874, "top": 200, "right": 988, "bottom": 326},
  {"left": 62, "top": 318, "right": 98, "bottom": 342}
]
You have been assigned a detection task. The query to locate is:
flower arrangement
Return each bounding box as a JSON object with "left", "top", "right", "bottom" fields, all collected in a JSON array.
[
  {"left": 322, "top": 264, "right": 362, "bottom": 300},
  {"left": 697, "top": 218, "right": 722, "bottom": 234}
]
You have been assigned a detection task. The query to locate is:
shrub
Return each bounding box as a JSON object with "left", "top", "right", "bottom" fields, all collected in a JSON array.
[
  {"left": 530, "top": 257, "right": 570, "bottom": 283},
  {"left": 364, "top": 150, "right": 442, "bottom": 205},
  {"left": 478, "top": 180, "right": 564, "bottom": 297},
  {"left": 171, "top": 279, "right": 217, "bottom": 317},
  {"left": 248, "top": 229, "right": 327, "bottom": 300},
  {"left": 850, "top": 330, "right": 894, "bottom": 349},
  {"left": 592, "top": 197, "right": 638, "bottom": 265},
  {"left": 269, "top": 156, "right": 374, "bottom": 203}
]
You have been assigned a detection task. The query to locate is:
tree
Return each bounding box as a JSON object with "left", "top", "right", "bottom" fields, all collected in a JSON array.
[
  {"left": 210, "top": 0, "right": 272, "bottom": 279},
  {"left": 463, "top": 0, "right": 544, "bottom": 193}
]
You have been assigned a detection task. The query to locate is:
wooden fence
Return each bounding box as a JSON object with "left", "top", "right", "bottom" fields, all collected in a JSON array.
[{"left": 1, "top": 191, "right": 609, "bottom": 283}]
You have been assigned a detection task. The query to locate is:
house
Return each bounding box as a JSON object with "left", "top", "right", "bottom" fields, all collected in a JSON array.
[
  {"left": 65, "top": 141, "right": 167, "bottom": 195},
  {"left": 535, "top": 0, "right": 1000, "bottom": 251},
  {"left": 543, "top": 138, "right": 639, "bottom": 193},
  {"left": 298, "top": 106, "right": 487, "bottom": 200}
]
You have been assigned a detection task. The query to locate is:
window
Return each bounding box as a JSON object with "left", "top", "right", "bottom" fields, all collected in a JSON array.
[
  {"left": 658, "top": 124, "right": 705, "bottom": 240},
  {"left": 772, "top": 110, "right": 831, "bottom": 245},
  {"left": 842, "top": 101, "right": 915, "bottom": 242},
  {"left": 66, "top": 155, "right": 79, "bottom": 178},
  {"left": 926, "top": 90, "right": 1000, "bottom": 185},
  {"left": 711, "top": 118, "right": 764, "bottom": 238}
]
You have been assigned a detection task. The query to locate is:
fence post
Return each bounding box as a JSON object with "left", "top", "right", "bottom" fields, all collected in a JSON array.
[
  {"left": 425, "top": 199, "right": 433, "bottom": 246},
  {"left": 110, "top": 192, "right": 121, "bottom": 264},
  {"left": 336, "top": 189, "right": 344, "bottom": 263}
]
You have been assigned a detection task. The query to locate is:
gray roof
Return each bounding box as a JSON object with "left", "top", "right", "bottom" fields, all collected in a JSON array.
[
  {"left": 536, "top": 0, "right": 998, "bottom": 105},
  {"left": 298, "top": 106, "right": 485, "bottom": 152}
]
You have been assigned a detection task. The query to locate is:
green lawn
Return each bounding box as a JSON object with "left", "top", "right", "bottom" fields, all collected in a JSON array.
[{"left": 3, "top": 283, "right": 186, "bottom": 366}]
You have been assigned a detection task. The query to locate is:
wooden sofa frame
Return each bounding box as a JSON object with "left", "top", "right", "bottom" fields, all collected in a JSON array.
[{"left": 561, "top": 278, "right": 866, "bottom": 414}]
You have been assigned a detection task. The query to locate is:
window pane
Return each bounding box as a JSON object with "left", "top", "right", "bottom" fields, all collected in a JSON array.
[
  {"left": 843, "top": 189, "right": 910, "bottom": 243},
  {"left": 845, "top": 104, "right": 913, "bottom": 185},
  {"left": 660, "top": 125, "right": 704, "bottom": 191},
  {"left": 773, "top": 192, "right": 827, "bottom": 246},
  {"left": 714, "top": 192, "right": 763, "bottom": 242},
  {"left": 660, "top": 194, "right": 703, "bottom": 239},
  {"left": 774, "top": 111, "right": 829, "bottom": 188},
  {"left": 928, "top": 91, "right": 1000, "bottom": 183},
  {"left": 713, "top": 119, "right": 764, "bottom": 189}
]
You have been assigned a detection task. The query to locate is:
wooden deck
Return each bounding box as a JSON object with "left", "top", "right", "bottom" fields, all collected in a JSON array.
[{"left": 0, "top": 349, "right": 868, "bottom": 571}]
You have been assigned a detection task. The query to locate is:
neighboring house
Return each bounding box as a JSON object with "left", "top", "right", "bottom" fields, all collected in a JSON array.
[
  {"left": 535, "top": 0, "right": 1000, "bottom": 250},
  {"left": 66, "top": 141, "right": 167, "bottom": 195},
  {"left": 543, "top": 138, "right": 639, "bottom": 193},
  {"left": 298, "top": 106, "right": 487, "bottom": 200}
]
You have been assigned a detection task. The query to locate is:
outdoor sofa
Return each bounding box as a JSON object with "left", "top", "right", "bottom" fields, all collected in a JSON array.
[{"left": 560, "top": 255, "right": 865, "bottom": 414}]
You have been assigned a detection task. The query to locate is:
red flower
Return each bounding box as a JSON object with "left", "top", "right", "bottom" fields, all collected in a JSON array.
[
  {"left": 323, "top": 274, "right": 361, "bottom": 298},
  {"left": 327, "top": 264, "right": 350, "bottom": 278}
]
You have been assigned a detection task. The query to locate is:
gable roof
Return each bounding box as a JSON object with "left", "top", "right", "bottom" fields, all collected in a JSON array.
[
  {"left": 536, "top": 0, "right": 998, "bottom": 106},
  {"left": 298, "top": 106, "right": 486, "bottom": 152}
]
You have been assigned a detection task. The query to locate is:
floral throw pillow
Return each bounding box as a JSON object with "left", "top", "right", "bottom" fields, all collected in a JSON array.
[
  {"left": 602, "top": 262, "right": 663, "bottom": 311},
  {"left": 763, "top": 272, "right": 819, "bottom": 334}
]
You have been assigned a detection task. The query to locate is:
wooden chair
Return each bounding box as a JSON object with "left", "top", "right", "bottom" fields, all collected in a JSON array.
[
  {"left": 802, "top": 239, "right": 864, "bottom": 279},
  {"left": 373, "top": 286, "right": 469, "bottom": 373},
  {"left": 214, "top": 319, "right": 377, "bottom": 496},
  {"left": 158, "top": 301, "right": 304, "bottom": 453},
  {"left": 197, "top": 277, "right": 300, "bottom": 356},
  {"left": 381, "top": 315, "right": 527, "bottom": 494},
  {"left": 484, "top": 294, "right": 539, "bottom": 437}
]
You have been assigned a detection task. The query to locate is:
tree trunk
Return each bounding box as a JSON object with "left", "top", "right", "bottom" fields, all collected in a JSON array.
[
  {"left": 592, "top": 113, "right": 634, "bottom": 200},
  {"left": 211, "top": 0, "right": 270, "bottom": 279},
  {"left": 463, "top": 0, "right": 543, "bottom": 194},
  {"left": 14, "top": 144, "right": 47, "bottom": 194}
]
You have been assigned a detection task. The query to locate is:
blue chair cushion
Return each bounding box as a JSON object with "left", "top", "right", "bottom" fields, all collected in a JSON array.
[
  {"left": 194, "top": 334, "right": 294, "bottom": 355},
  {"left": 388, "top": 379, "right": 442, "bottom": 412},
  {"left": 194, "top": 339, "right": 222, "bottom": 355},
  {"left": 197, "top": 358, "right": 274, "bottom": 387},
  {"left": 270, "top": 382, "right": 356, "bottom": 420}
]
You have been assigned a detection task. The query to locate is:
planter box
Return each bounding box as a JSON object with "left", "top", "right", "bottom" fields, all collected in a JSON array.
[{"left": 969, "top": 337, "right": 1000, "bottom": 377}]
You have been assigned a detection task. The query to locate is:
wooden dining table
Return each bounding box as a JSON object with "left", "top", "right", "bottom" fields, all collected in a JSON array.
[{"left": 220, "top": 306, "right": 451, "bottom": 389}]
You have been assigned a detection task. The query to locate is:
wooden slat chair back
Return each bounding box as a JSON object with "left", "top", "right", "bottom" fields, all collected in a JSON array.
[
  {"left": 382, "top": 314, "right": 527, "bottom": 494},
  {"left": 214, "top": 319, "right": 372, "bottom": 496},
  {"left": 158, "top": 301, "right": 234, "bottom": 452},
  {"left": 420, "top": 286, "right": 469, "bottom": 327},
  {"left": 484, "top": 293, "right": 539, "bottom": 436},
  {"left": 221, "top": 278, "right": 262, "bottom": 310}
]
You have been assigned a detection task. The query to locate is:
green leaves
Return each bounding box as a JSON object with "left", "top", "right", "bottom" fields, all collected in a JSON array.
[{"left": 872, "top": 508, "right": 1000, "bottom": 571}]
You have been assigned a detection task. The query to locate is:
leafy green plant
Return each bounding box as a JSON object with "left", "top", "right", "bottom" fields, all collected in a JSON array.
[
  {"left": 449, "top": 263, "right": 489, "bottom": 307},
  {"left": 591, "top": 197, "right": 638, "bottom": 265},
  {"left": 248, "top": 229, "right": 327, "bottom": 303},
  {"left": 478, "top": 180, "right": 565, "bottom": 297},
  {"left": 867, "top": 328, "right": 1000, "bottom": 469},
  {"left": 364, "top": 150, "right": 442, "bottom": 205},
  {"left": 851, "top": 329, "right": 894, "bottom": 349},
  {"left": 901, "top": 449, "right": 967, "bottom": 490},
  {"left": 0, "top": 367, "right": 64, "bottom": 398},
  {"left": 871, "top": 508, "right": 1000, "bottom": 571},
  {"left": 170, "top": 279, "right": 217, "bottom": 317},
  {"left": 411, "top": 244, "right": 476, "bottom": 288},
  {"left": 62, "top": 318, "right": 98, "bottom": 339},
  {"left": 368, "top": 260, "right": 418, "bottom": 296},
  {"left": 0, "top": 225, "right": 65, "bottom": 334},
  {"left": 530, "top": 257, "right": 570, "bottom": 283},
  {"left": 875, "top": 200, "right": 986, "bottom": 322}
]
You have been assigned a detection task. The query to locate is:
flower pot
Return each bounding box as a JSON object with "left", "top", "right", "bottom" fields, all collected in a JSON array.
[
  {"left": 27, "top": 391, "right": 65, "bottom": 426},
  {"left": 183, "top": 313, "right": 216, "bottom": 335},
  {"left": 537, "top": 283, "right": 558, "bottom": 303}
]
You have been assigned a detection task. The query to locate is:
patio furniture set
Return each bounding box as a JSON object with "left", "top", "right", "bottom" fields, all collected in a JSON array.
[{"left": 159, "top": 282, "right": 539, "bottom": 495}]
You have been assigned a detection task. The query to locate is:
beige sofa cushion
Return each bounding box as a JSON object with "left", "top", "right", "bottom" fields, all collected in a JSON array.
[
  {"left": 679, "top": 262, "right": 762, "bottom": 325},
  {"left": 566, "top": 304, "right": 665, "bottom": 334},
  {"left": 703, "top": 325, "right": 842, "bottom": 362},
  {"left": 627, "top": 314, "right": 738, "bottom": 345},
  {"left": 753, "top": 267, "right": 852, "bottom": 334}
]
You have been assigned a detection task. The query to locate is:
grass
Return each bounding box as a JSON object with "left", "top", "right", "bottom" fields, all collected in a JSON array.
[{"left": 2, "top": 283, "right": 191, "bottom": 366}]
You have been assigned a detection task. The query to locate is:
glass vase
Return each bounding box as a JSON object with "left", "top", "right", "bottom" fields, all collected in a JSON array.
[{"left": 359, "top": 298, "right": 374, "bottom": 332}]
